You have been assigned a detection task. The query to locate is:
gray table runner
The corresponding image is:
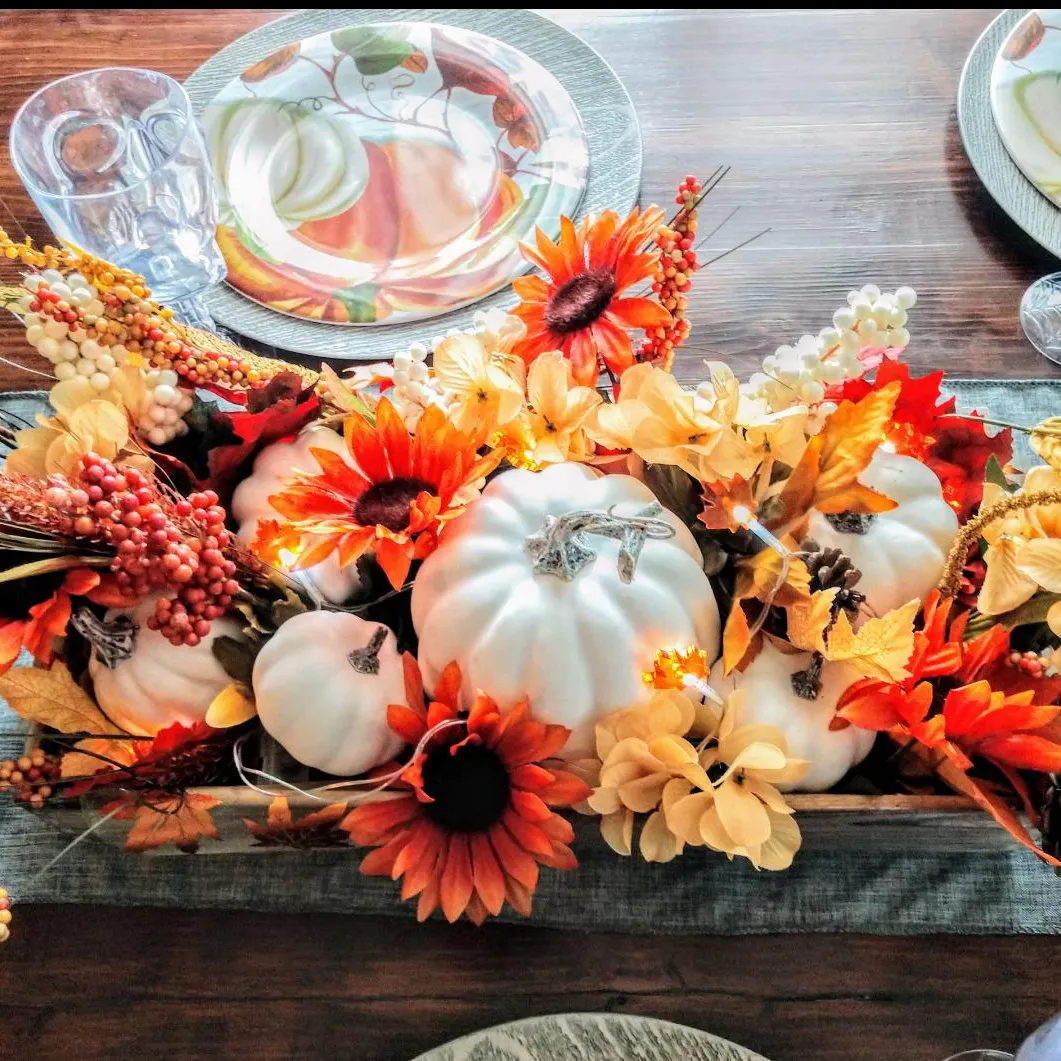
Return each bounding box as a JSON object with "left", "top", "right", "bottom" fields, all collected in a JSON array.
[{"left": 2, "top": 379, "right": 1060, "bottom": 934}]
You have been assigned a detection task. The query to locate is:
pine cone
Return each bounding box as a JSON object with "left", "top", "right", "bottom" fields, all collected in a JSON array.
[
  {"left": 801, "top": 539, "right": 866, "bottom": 617},
  {"left": 1041, "top": 775, "right": 1061, "bottom": 862}
]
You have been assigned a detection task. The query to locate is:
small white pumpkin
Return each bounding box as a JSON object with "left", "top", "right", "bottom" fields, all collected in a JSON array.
[
  {"left": 716, "top": 641, "right": 874, "bottom": 792},
  {"left": 411, "top": 463, "right": 721, "bottom": 757},
  {"left": 84, "top": 597, "right": 245, "bottom": 736},
  {"left": 804, "top": 448, "right": 958, "bottom": 619},
  {"left": 252, "top": 611, "right": 405, "bottom": 776},
  {"left": 231, "top": 425, "right": 361, "bottom": 604}
]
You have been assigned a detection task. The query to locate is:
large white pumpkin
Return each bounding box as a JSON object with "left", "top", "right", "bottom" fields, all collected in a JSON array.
[
  {"left": 253, "top": 611, "right": 405, "bottom": 776},
  {"left": 231, "top": 425, "right": 361, "bottom": 605},
  {"left": 717, "top": 641, "right": 875, "bottom": 792},
  {"left": 804, "top": 448, "right": 958, "bottom": 619},
  {"left": 85, "top": 597, "right": 245, "bottom": 736},
  {"left": 411, "top": 463, "right": 721, "bottom": 757}
]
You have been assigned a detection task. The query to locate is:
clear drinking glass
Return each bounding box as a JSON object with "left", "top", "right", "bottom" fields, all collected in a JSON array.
[
  {"left": 9, "top": 67, "right": 225, "bottom": 329},
  {"left": 1019, "top": 272, "right": 1061, "bottom": 364}
]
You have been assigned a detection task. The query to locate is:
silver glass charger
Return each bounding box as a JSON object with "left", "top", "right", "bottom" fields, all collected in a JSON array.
[
  {"left": 184, "top": 8, "right": 642, "bottom": 361},
  {"left": 409, "top": 1014, "right": 770, "bottom": 1061}
]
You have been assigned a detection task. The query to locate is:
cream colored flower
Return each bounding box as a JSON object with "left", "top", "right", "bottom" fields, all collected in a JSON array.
[
  {"left": 979, "top": 466, "right": 1061, "bottom": 619},
  {"left": 664, "top": 690, "right": 807, "bottom": 871},
  {"left": 586, "top": 690, "right": 718, "bottom": 862},
  {"left": 523, "top": 351, "right": 602, "bottom": 465},
  {"left": 434, "top": 332, "right": 524, "bottom": 436},
  {"left": 587, "top": 362, "right": 758, "bottom": 481},
  {"left": 734, "top": 393, "right": 810, "bottom": 469},
  {"left": 4, "top": 373, "right": 151, "bottom": 480}
]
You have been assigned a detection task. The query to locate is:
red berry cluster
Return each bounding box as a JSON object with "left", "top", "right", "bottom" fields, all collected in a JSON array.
[
  {"left": 640, "top": 175, "right": 702, "bottom": 370},
  {"left": 0, "top": 749, "right": 61, "bottom": 808},
  {"left": 51, "top": 454, "right": 241, "bottom": 646}
]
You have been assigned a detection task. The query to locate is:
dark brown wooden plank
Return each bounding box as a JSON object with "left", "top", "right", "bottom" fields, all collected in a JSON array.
[{"left": 1, "top": 907, "right": 1059, "bottom": 1061}]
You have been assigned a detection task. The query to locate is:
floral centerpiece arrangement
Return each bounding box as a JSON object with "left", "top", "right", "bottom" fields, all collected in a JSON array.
[{"left": 1, "top": 174, "right": 1060, "bottom": 944}]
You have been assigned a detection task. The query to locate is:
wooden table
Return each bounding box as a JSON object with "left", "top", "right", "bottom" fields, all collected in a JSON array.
[{"left": 1, "top": 9, "right": 1060, "bottom": 1061}]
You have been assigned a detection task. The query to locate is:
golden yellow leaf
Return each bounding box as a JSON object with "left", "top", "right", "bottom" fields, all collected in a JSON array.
[
  {"left": 786, "top": 589, "right": 838, "bottom": 653},
  {"left": 124, "top": 793, "right": 222, "bottom": 853},
  {"left": 722, "top": 601, "right": 756, "bottom": 676},
  {"left": 205, "top": 682, "right": 258, "bottom": 728},
  {"left": 0, "top": 661, "right": 114, "bottom": 734},
  {"left": 774, "top": 382, "right": 901, "bottom": 528},
  {"left": 821, "top": 598, "right": 920, "bottom": 682},
  {"left": 60, "top": 738, "right": 135, "bottom": 780}
]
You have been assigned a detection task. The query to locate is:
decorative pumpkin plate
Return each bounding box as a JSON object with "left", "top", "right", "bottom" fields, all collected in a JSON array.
[
  {"left": 410, "top": 1014, "right": 771, "bottom": 1061},
  {"left": 202, "top": 20, "right": 588, "bottom": 329},
  {"left": 991, "top": 10, "right": 1061, "bottom": 207},
  {"left": 184, "top": 8, "right": 640, "bottom": 360}
]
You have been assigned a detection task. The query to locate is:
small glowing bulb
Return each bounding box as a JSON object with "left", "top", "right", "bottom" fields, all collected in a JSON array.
[
  {"left": 879, "top": 440, "right": 897, "bottom": 454},
  {"left": 278, "top": 548, "right": 302, "bottom": 570},
  {"left": 731, "top": 504, "right": 752, "bottom": 525}
]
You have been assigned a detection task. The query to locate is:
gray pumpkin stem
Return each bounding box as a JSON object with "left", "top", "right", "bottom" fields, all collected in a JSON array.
[
  {"left": 71, "top": 608, "right": 138, "bottom": 670},
  {"left": 348, "top": 627, "right": 389, "bottom": 675},
  {"left": 525, "top": 503, "right": 675, "bottom": 584}
]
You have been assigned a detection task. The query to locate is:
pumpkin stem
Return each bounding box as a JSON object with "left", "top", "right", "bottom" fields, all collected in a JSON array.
[
  {"left": 71, "top": 608, "right": 137, "bottom": 670},
  {"left": 823, "top": 512, "right": 876, "bottom": 535},
  {"left": 348, "top": 626, "right": 388, "bottom": 675},
  {"left": 525, "top": 503, "right": 675, "bottom": 583},
  {"left": 790, "top": 652, "right": 824, "bottom": 700}
]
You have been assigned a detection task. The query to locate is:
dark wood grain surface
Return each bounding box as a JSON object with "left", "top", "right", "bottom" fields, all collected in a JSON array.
[
  {"left": 3, "top": 907, "right": 1061, "bottom": 1061},
  {"left": 1, "top": 9, "right": 1059, "bottom": 1061}
]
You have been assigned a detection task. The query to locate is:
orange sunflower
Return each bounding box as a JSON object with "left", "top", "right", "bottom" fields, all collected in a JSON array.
[
  {"left": 512, "top": 208, "right": 672, "bottom": 386},
  {"left": 342, "top": 658, "right": 591, "bottom": 925},
  {"left": 254, "top": 399, "right": 503, "bottom": 589}
]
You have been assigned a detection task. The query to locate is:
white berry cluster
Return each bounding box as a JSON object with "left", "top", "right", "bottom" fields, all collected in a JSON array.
[
  {"left": 387, "top": 340, "right": 446, "bottom": 429},
  {"left": 136, "top": 369, "right": 193, "bottom": 446},
  {"left": 746, "top": 285, "right": 917, "bottom": 420},
  {"left": 21, "top": 269, "right": 192, "bottom": 446}
]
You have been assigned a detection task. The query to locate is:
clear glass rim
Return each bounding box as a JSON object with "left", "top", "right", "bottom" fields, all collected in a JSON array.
[
  {"left": 941, "top": 1051, "right": 1015, "bottom": 1060},
  {"left": 9, "top": 66, "right": 195, "bottom": 203}
]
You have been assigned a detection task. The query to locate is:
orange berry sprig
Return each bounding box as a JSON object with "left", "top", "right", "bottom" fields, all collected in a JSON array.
[
  {"left": 640, "top": 175, "right": 702, "bottom": 370},
  {"left": 0, "top": 748, "right": 61, "bottom": 808}
]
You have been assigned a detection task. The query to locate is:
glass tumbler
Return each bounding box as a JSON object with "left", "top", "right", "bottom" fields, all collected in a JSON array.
[{"left": 9, "top": 67, "right": 225, "bottom": 329}]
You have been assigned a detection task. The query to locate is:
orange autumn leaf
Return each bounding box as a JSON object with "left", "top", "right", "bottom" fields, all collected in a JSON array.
[
  {"left": 934, "top": 756, "right": 1061, "bottom": 870},
  {"left": 773, "top": 381, "right": 902, "bottom": 529},
  {"left": 699, "top": 475, "right": 757, "bottom": 532},
  {"left": 123, "top": 792, "right": 222, "bottom": 854},
  {"left": 243, "top": 795, "right": 349, "bottom": 848},
  {"left": 60, "top": 737, "right": 136, "bottom": 780},
  {"left": 786, "top": 588, "right": 839, "bottom": 653},
  {"left": 723, "top": 547, "right": 811, "bottom": 674}
]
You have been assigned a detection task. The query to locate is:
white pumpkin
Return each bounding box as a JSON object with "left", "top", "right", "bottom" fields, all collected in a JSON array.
[
  {"left": 252, "top": 611, "right": 405, "bottom": 776},
  {"left": 411, "top": 463, "right": 721, "bottom": 757},
  {"left": 804, "top": 448, "right": 958, "bottom": 619},
  {"left": 85, "top": 597, "right": 245, "bottom": 736},
  {"left": 231, "top": 425, "right": 361, "bottom": 605},
  {"left": 715, "top": 641, "right": 874, "bottom": 792}
]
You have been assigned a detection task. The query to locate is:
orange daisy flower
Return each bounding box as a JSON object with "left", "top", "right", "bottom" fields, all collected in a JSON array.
[
  {"left": 342, "top": 658, "right": 591, "bottom": 925},
  {"left": 254, "top": 399, "right": 503, "bottom": 589},
  {"left": 512, "top": 208, "right": 672, "bottom": 386}
]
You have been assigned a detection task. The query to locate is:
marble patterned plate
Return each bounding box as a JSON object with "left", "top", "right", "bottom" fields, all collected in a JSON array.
[
  {"left": 991, "top": 10, "right": 1061, "bottom": 206},
  {"left": 410, "top": 1014, "right": 771, "bottom": 1061},
  {"left": 184, "top": 9, "right": 641, "bottom": 361},
  {"left": 202, "top": 21, "right": 588, "bottom": 329}
]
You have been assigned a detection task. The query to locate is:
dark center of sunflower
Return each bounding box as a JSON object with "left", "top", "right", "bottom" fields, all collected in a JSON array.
[
  {"left": 545, "top": 269, "right": 616, "bottom": 334},
  {"left": 352, "top": 476, "right": 436, "bottom": 533},
  {"left": 421, "top": 742, "right": 511, "bottom": 833}
]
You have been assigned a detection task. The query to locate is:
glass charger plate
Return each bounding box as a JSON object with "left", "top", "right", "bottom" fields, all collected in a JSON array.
[
  {"left": 185, "top": 9, "right": 641, "bottom": 360},
  {"left": 410, "top": 1015, "right": 770, "bottom": 1061},
  {"left": 204, "top": 21, "right": 588, "bottom": 330}
]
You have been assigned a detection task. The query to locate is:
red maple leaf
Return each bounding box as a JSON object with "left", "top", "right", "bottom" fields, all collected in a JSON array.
[
  {"left": 927, "top": 414, "right": 1012, "bottom": 521},
  {"left": 834, "top": 360, "right": 955, "bottom": 459}
]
